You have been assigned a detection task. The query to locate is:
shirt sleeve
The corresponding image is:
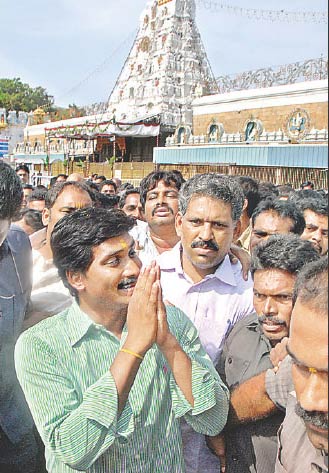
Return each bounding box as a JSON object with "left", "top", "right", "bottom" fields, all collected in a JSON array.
[
  {"left": 167, "top": 307, "right": 230, "bottom": 436},
  {"left": 15, "top": 332, "right": 134, "bottom": 471},
  {"left": 265, "top": 355, "right": 294, "bottom": 411}
]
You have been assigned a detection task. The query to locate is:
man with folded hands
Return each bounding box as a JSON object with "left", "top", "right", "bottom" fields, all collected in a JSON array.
[{"left": 15, "top": 208, "right": 229, "bottom": 473}]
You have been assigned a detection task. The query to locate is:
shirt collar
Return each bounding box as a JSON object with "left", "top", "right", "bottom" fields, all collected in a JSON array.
[
  {"left": 159, "top": 243, "right": 182, "bottom": 271},
  {"left": 0, "top": 238, "right": 10, "bottom": 255},
  {"left": 213, "top": 254, "right": 238, "bottom": 287},
  {"left": 66, "top": 301, "right": 97, "bottom": 347},
  {"left": 66, "top": 301, "right": 128, "bottom": 347},
  {"left": 160, "top": 243, "right": 237, "bottom": 287}
]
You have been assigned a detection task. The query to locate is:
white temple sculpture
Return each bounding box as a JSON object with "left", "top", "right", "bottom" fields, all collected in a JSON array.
[{"left": 107, "top": 0, "right": 217, "bottom": 128}]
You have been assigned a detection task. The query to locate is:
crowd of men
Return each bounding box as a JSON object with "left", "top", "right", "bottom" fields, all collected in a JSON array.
[{"left": 0, "top": 161, "right": 327, "bottom": 473}]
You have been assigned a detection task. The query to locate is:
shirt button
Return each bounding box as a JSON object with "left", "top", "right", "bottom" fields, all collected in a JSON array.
[{"left": 228, "top": 357, "right": 233, "bottom": 364}]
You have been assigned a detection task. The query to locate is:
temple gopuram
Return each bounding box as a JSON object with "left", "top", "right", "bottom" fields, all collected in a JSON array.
[{"left": 12, "top": 0, "right": 328, "bottom": 188}]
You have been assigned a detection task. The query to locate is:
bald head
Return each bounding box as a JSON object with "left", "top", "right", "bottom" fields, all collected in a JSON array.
[{"left": 67, "top": 173, "right": 85, "bottom": 183}]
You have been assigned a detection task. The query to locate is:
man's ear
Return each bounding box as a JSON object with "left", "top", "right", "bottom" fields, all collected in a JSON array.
[
  {"left": 42, "top": 207, "right": 50, "bottom": 226},
  {"left": 233, "top": 219, "right": 242, "bottom": 240},
  {"left": 67, "top": 271, "right": 85, "bottom": 294},
  {"left": 243, "top": 198, "right": 248, "bottom": 212},
  {"left": 175, "top": 212, "right": 183, "bottom": 238}
]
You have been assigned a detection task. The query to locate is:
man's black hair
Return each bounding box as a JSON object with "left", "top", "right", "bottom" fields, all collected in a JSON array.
[
  {"left": 295, "top": 197, "right": 328, "bottom": 217},
  {"left": 290, "top": 189, "right": 325, "bottom": 205},
  {"left": 120, "top": 182, "right": 134, "bottom": 192},
  {"left": 316, "top": 189, "right": 327, "bottom": 198},
  {"left": 85, "top": 181, "right": 99, "bottom": 193},
  {"left": 170, "top": 170, "right": 186, "bottom": 186},
  {"left": 15, "top": 164, "right": 30, "bottom": 175},
  {"left": 251, "top": 199, "right": 306, "bottom": 235},
  {"left": 0, "top": 162, "right": 23, "bottom": 219},
  {"left": 13, "top": 208, "right": 45, "bottom": 232},
  {"left": 96, "top": 175, "right": 107, "bottom": 182},
  {"left": 93, "top": 192, "right": 119, "bottom": 209},
  {"left": 140, "top": 171, "right": 183, "bottom": 210},
  {"left": 119, "top": 187, "right": 141, "bottom": 209},
  {"left": 99, "top": 179, "right": 117, "bottom": 192},
  {"left": 251, "top": 234, "right": 320, "bottom": 277},
  {"left": 258, "top": 181, "right": 279, "bottom": 202},
  {"left": 293, "top": 256, "right": 328, "bottom": 313},
  {"left": 51, "top": 208, "right": 135, "bottom": 298},
  {"left": 235, "top": 176, "right": 261, "bottom": 218},
  {"left": 23, "top": 184, "right": 34, "bottom": 190},
  {"left": 28, "top": 188, "right": 47, "bottom": 203},
  {"left": 45, "top": 181, "right": 94, "bottom": 209},
  {"left": 276, "top": 185, "right": 295, "bottom": 198},
  {"left": 300, "top": 180, "right": 314, "bottom": 190}
]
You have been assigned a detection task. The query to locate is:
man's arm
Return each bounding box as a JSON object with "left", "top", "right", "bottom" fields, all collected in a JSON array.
[
  {"left": 226, "top": 355, "right": 293, "bottom": 427},
  {"left": 110, "top": 265, "right": 159, "bottom": 414},
  {"left": 228, "top": 371, "right": 278, "bottom": 426},
  {"left": 15, "top": 265, "right": 160, "bottom": 470}
]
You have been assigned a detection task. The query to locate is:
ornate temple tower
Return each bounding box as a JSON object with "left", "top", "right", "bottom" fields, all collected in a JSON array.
[{"left": 107, "top": 0, "right": 217, "bottom": 128}]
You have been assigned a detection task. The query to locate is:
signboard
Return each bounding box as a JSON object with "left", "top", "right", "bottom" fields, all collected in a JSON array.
[{"left": 0, "top": 138, "right": 9, "bottom": 158}]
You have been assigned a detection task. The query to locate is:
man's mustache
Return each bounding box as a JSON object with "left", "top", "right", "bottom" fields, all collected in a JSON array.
[
  {"left": 117, "top": 277, "right": 138, "bottom": 290},
  {"left": 152, "top": 205, "right": 174, "bottom": 217},
  {"left": 295, "top": 402, "right": 329, "bottom": 430},
  {"left": 191, "top": 240, "right": 219, "bottom": 251},
  {"left": 258, "top": 314, "right": 286, "bottom": 326}
]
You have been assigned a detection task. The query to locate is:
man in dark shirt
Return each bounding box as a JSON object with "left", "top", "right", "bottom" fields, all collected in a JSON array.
[
  {"left": 269, "top": 257, "right": 328, "bottom": 472},
  {"left": 210, "top": 234, "right": 319, "bottom": 473},
  {"left": 0, "top": 162, "right": 39, "bottom": 473}
]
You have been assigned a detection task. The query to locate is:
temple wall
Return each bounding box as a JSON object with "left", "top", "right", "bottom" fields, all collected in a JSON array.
[{"left": 193, "top": 102, "right": 328, "bottom": 136}]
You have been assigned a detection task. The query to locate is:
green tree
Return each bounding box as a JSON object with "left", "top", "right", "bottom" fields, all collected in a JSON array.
[{"left": 0, "top": 77, "right": 54, "bottom": 112}]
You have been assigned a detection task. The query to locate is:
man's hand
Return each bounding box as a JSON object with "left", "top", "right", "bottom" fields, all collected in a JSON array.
[
  {"left": 229, "top": 244, "right": 251, "bottom": 281},
  {"left": 270, "top": 337, "right": 289, "bottom": 372},
  {"left": 125, "top": 263, "right": 159, "bottom": 356},
  {"left": 156, "top": 284, "right": 174, "bottom": 349},
  {"left": 206, "top": 434, "right": 226, "bottom": 472}
]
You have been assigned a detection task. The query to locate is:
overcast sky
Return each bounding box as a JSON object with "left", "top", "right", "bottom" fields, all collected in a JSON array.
[{"left": 1, "top": 0, "right": 327, "bottom": 107}]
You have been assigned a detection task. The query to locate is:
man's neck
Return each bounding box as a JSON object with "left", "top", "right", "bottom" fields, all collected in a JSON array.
[
  {"left": 181, "top": 251, "right": 223, "bottom": 284},
  {"left": 79, "top": 301, "right": 127, "bottom": 338},
  {"left": 38, "top": 236, "right": 53, "bottom": 262},
  {"left": 239, "top": 211, "right": 251, "bottom": 237},
  {"left": 149, "top": 225, "right": 180, "bottom": 254}
]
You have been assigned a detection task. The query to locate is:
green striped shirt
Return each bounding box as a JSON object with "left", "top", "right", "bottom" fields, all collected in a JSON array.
[{"left": 15, "top": 302, "right": 229, "bottom": 473}]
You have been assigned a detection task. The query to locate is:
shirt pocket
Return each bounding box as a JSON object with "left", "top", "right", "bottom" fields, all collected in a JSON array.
[
  {"left": 225, "top": 354, "right": 251, "bottom": 387},
  {"left": 0, "top": 295, "right": 15, "bottom": 343}
]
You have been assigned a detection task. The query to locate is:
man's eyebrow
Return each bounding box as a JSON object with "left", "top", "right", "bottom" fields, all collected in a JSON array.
[
  {"left": 287, "top": 344, "right": 328, "bottom": 373},
  {"left": 253, "top": 230, "right": 268, "bottom": 235},
  {"left": 59, "top": 206, "right": 78, "bottom": 211},
  {"left": 103, "top": 239, "right": 135, "bottom": 259}
]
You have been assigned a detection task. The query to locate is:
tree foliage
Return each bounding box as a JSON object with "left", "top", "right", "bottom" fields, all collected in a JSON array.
[{"left": 0, "top": 77, "right": 54, "bottom": 112}]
